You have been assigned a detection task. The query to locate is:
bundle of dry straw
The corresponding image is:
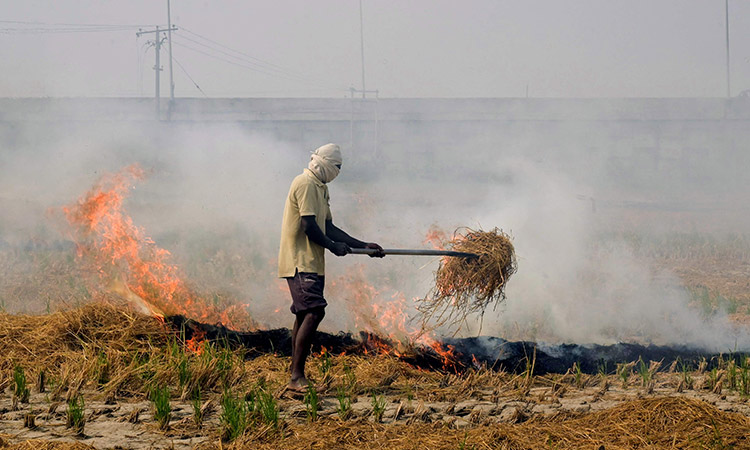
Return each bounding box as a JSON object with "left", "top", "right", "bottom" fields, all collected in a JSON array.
[{"left": 418, "top": 228, "right": 516, "bottom": 328}]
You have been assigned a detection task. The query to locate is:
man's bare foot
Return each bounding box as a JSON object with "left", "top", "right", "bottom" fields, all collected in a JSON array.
[{"left": 287, "top": 377, "right": 310, "bottom": 392}]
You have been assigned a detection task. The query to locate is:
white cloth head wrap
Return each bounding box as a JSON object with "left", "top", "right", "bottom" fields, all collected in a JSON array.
[{"left": 308, "top": 143, "right": 342, "bottom": 183}]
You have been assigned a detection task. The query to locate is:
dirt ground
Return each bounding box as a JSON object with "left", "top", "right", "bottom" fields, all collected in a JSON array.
[{"left": 2, "top": 357, "right": 750, "bottom": 450}]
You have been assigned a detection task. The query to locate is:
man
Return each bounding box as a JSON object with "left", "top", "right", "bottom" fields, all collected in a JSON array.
[{"left": 278, "top": 143, "right": 384, "bottom": 392}]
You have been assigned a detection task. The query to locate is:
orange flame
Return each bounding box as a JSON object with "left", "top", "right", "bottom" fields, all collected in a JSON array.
[
  {"left": 186, "top": 329, "right": 207, "bottom": 354},
  {"left": 63, "top": 164, "right": 256, "bottom": 331},
  {"left": 331, "top": 264, "right": 460, "bottom": 370}
]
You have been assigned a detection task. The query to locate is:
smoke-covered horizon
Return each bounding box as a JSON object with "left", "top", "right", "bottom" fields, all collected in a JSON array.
[{"left": 1, "top": 98, "right": 750, "bottom": 351}]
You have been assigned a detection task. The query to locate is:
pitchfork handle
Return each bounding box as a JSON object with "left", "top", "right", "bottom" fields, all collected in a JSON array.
[{"left": 349, "top": 248, "right": 477, "bottom": 258}]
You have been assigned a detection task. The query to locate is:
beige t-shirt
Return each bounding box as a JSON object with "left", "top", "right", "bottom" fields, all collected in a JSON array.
[{"left": 278, "top": 169, "right": 332, "bottom": 277}]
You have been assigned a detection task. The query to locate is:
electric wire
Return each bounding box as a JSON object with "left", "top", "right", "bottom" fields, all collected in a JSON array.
[
  {"left": 180, "top": 27, "right": 306, "bottom": 77},
  {"left": 172, "top": 56, "right": 207, "bottom": 97},
  {"left": 171, "top": 36, "right": 342, "bottom": 90},
  {"left": 0, "top": 20, "right": 148, "bottom": 27},
  {"left": 171, "top": 39, "right": 346, "bottom": 92},
  {"left": 177, "top": 26, "right": 349, "bottom": 92},
  {"left": 0, "top": 20, "right": 157, "bottom": 34}
]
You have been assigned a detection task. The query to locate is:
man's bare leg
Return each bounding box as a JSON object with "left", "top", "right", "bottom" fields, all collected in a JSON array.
[
  {"left": 289, "top": 308, "right": 325, "bottom": 390},
  {"left": 291, "top": 315, "right": 301, "bottom": 367}
]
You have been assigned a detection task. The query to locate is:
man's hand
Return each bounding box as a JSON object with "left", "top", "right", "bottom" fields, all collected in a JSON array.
[
  {"left": 365, "top": 242, "right": 386, "bottom": 258},
  {"left": 330, "top": 241, "right": 351, "bottom": 256}
]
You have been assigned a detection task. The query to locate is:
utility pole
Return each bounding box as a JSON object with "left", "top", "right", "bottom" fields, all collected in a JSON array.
[
  {"left": 167, "top": 0, "right": 175, "bottom": 117},
  {"left": 137, "top": 25, "right": 176, "bottom": 120},
  {"left": 359, "top": 0, "right": 366, "bottom": 99},
  {"left": 725, "top": 0, "right": 731, "bottom": 98}
]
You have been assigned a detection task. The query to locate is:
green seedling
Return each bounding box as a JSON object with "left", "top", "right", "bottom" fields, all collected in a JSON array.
[
  {"left": 343, "top": 361, "right": 357, "bottom": 390},
  {"left": 739, "top": 357, "right": 750, "bottom": 397},
  {"left": 371, "top": 392, "right": 386, "bottom": 423},
  {"left": 727, "top": 359, "right": 737, "bottom": 391},
  {"left": 191, "top": 389, "right": 203, "bottom": 426},
  {"left": 13, "top": 365, "right": 30, "bottom": 403},
  {"left": 573, "top": 362, "right": 583, "bottom": 389},
  {"left": 150, "top": 384, "right": 171, "bottom": 430},
  {"left": 255, "top": 387, "right": 279, "bottom": 429},
  {"left": 336, "top": 386, "right": 351, "bottom": 419},
  {"left": 617, "top": 362, "right": 630, "bottom": 388},
  {"left": 680, "top": 362, "right": 694, "bottom": 390},
  {"left": 216, "top": 345, "right": 235, "bottom": 386},
  {"left": 220, "top": 389, "right": 250, "bottom": 442},
  {"left": 637, "top": 357, "right": 651, "bottom": 387},
  {"left": 177, "top": 354, "right": 190, "bottom": 390},
  {"left": 597, "top": 360, "right": 608, "bottom": 380},
  {"left": 304, "top": 384, "right": 319, "bottom": 422},
  {"left": 66, "top": 394, "right": 85, "bottom": 435}
]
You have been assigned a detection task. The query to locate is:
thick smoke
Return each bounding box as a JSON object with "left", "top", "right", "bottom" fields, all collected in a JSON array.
[{"left": 0, "top": 100, "right": 748, "bottom": 352}]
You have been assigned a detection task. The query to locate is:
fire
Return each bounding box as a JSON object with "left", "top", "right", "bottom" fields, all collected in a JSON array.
[
  {"left": 330, "top": 264, "right": 460, "bottom": 370},
  {"left": 186, "top": 329, "right": 207, "bottom": 354},
  {"left": 63, "top": 164, "right": 256, "bottom": 331}
]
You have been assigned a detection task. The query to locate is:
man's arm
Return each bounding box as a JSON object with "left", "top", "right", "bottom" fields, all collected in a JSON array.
[
  {"left": 326, "top": 220, "right": 385, "bottom": 257},
  {"left": 300, "top": 215, "right": 350, "bottom": 256}
]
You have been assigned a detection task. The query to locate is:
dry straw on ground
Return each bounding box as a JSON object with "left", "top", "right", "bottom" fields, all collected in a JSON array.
[
  {"left": 0, "top": 300, "right": 168, "bottom": 373},
  {"left": 418, "top": 228, "right": 516, "bottom": 328},
  {"left": 188, "top": 396, "right": 749, "bottom": 450}
]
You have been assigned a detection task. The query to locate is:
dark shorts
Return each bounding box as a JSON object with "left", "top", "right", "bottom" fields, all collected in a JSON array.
[{"left": 286, "top": 270, "right": 327, "bottom": 314}]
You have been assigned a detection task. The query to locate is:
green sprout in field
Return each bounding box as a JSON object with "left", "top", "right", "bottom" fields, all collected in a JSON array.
[
  {"left": 637, "top": 357, "right": 651, "bottom": 387},
  {"left": 13, "top": 365, "right": 30, "bottom": 403},
  {"left": 371, "top": 392, "right": 386, "bottom": 423},
  {"left": 572, "top": 362, "right": 584, "bottom": 389},
  {"left": 597, "top": 360, "right": 608, "bottom": 380},
  {"left": 343, "top": 361, "right": 357, "bottom": 391},
  {"left": 304, "top": 384, "right": 320, "bottom": 422},
  {"left": 220, "top": 389, "right": 250, "bottom": 442},
  {"left": 738, "top": 356, "right": 750, "bottom": 397},
  {"left": 252, "top": 384, "right": 280, "bottom": 430},
  {"left": 66, "top": 393, "right": 85, "bottom": 435},
  {"left": 617, "top": 362, "right": 631, "bottom": 388},
  {"left": 150, "top": 384, "right": 171, "bottom": 430},
  {"left": 191, "top": 388, "right": 203, "bottom": 426},
  {"left": 336, "top": 385, "right": 352, "bottom": 419},
  {"left": 680, "top": 361, "right": 694, "bottom": 390}
]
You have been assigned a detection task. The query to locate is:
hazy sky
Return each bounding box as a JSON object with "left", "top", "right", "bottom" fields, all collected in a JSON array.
[{"left": 1, "top": 0, "right": 749, "bottom": 98}]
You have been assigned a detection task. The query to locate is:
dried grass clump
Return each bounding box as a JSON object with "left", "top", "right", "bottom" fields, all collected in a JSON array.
[
  {"left": 0, "top": 300, "right": 169, "bottom": 380},
  {"left": 418, "top": 228, "right": 516, "bottom": 327},
  {"left": 0, "top": 434, "right": 95, "bottom": 450},
  {"left": 194, "top": 396, "right": 749, "bottom": 450}
]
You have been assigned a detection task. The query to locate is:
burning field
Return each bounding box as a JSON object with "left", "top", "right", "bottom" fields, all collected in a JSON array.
[
  {"left": 2, "top": 303, "right": 750, "bottom": 449},
  {"left": 2, "top": 164, "right": 750, "bottom": 449}
]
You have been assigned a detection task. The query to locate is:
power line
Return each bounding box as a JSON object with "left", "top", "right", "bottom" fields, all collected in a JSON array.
[
  {"left": 0, "top": 19, "right": 149, "bottom": 27},
  {"left": 180, "top": 27, "right": 305, "bottom": 76},
  {"left": 175, "top": 33, "right": 289, "bottom": 75},
  {"left": 178, "top": 26, "right": 348, "bottom": 91},
  {"left": 0, "top": 26, "right": 143, "bottom": 34},
  {"left": 173, "top": 56, "right": 207, "bottom": 97},
  {"left": 171, "top": 38, "right": 347, "bottom": 92}
]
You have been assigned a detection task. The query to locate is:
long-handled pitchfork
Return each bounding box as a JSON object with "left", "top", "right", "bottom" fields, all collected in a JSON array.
[{"left": 350, "top": 248, "right": 478, "bottom": 259}]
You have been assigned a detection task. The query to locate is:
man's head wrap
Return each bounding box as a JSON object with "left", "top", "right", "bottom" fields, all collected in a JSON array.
[{"left": 308, "top": 143, "right": 342, "bottom": 183}]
